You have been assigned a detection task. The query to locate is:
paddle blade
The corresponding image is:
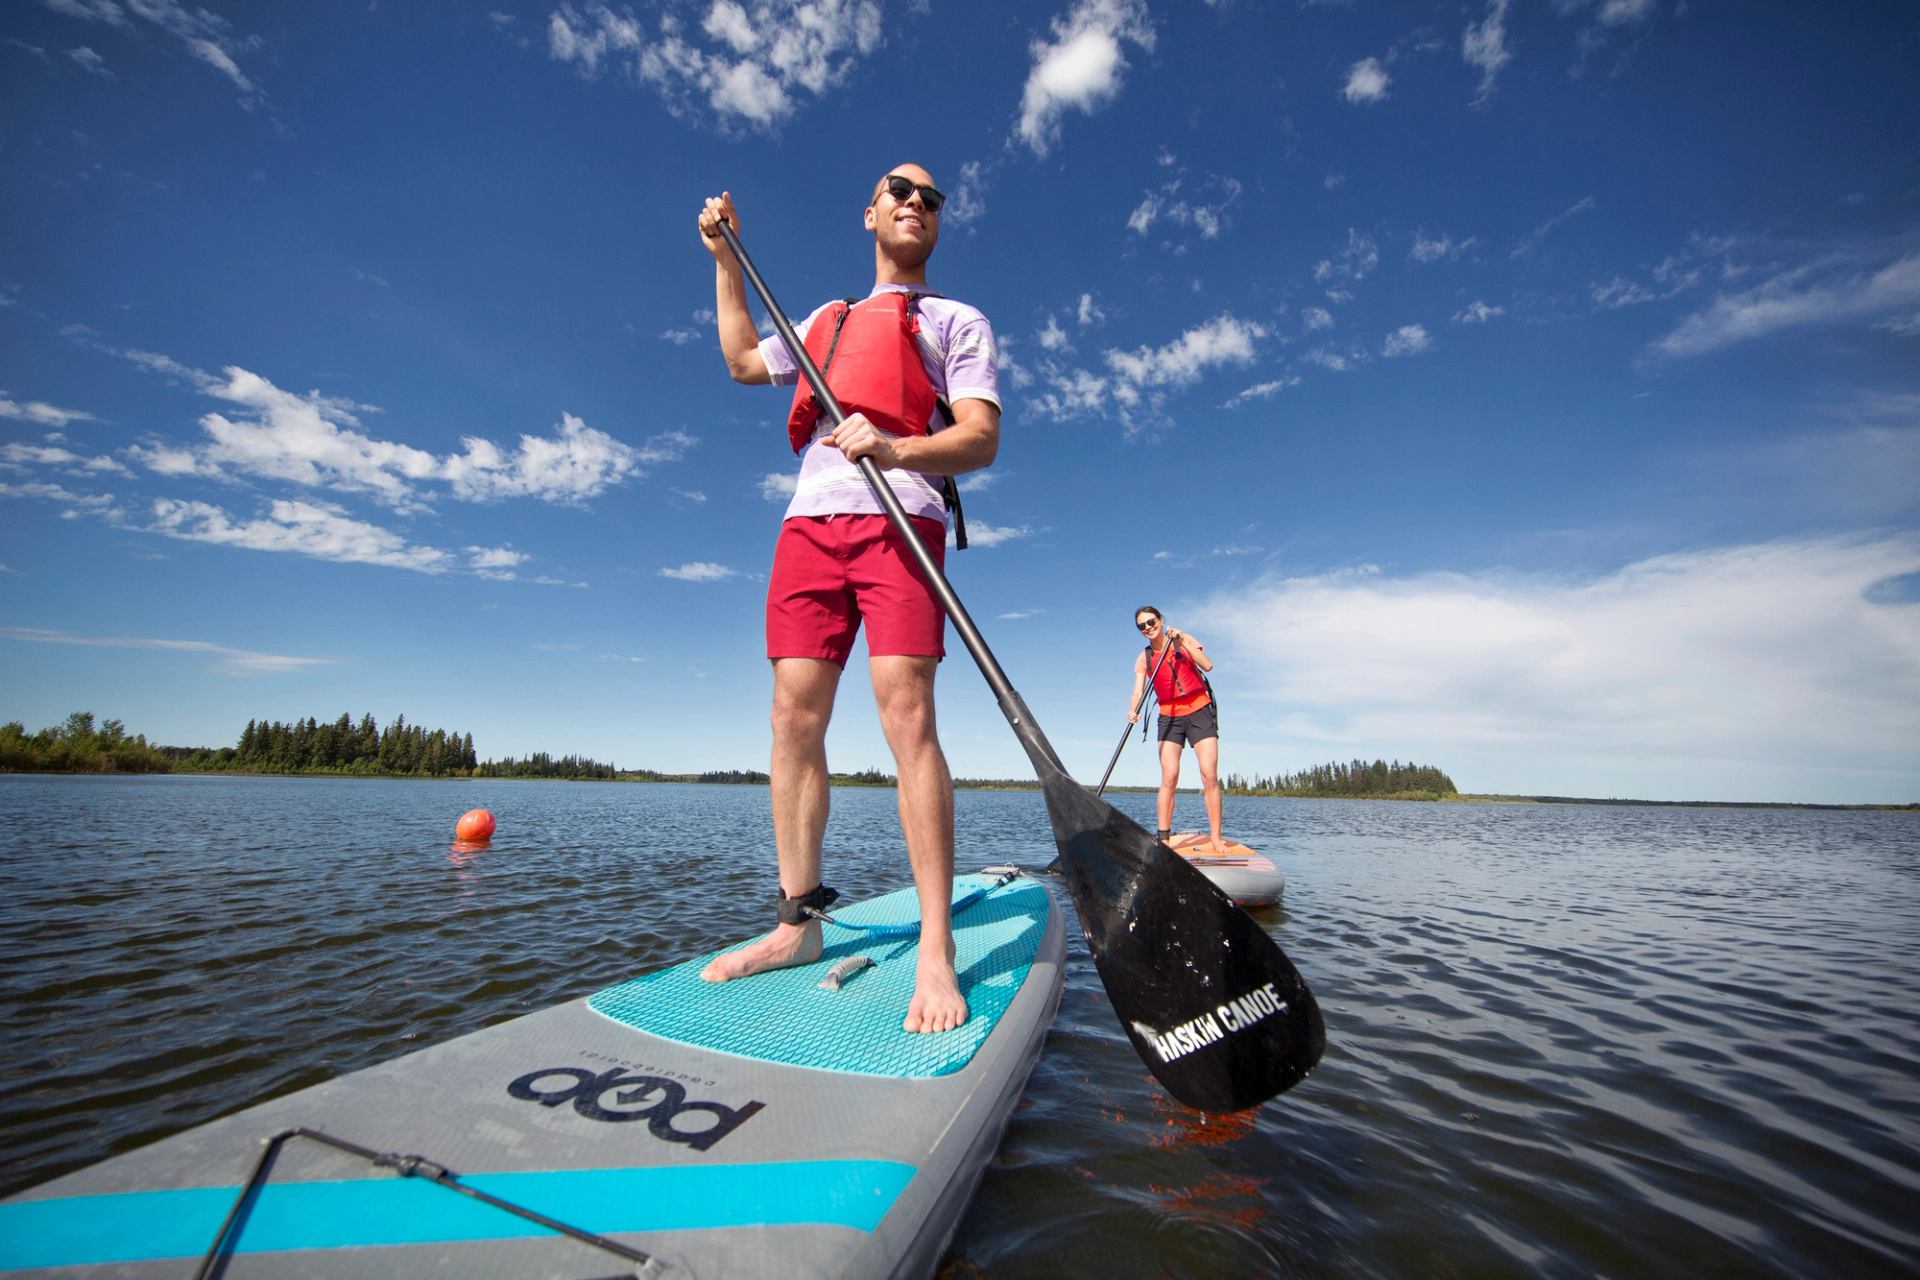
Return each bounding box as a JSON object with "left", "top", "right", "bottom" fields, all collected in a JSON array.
[{"left": 1036, "top": 763, "right": 1325, "bottom": 1111}]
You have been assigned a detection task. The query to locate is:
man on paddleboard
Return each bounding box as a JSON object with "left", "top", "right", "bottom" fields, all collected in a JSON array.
[
  {"left": 1126, "top": 606, "right": 1228, "bottom": 853},
  {"left": 696, "top": 166, "right": 1001, "bottom": 1034}
]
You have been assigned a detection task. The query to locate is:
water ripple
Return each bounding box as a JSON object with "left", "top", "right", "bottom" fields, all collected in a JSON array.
[{"left": 2, "top": 778, "right": 1916, "bottom": 1277}]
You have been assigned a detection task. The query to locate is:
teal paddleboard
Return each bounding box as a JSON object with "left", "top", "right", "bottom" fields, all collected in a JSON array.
[{"left": 0, "top": 871, "right": 1064, "bottom": 1279}]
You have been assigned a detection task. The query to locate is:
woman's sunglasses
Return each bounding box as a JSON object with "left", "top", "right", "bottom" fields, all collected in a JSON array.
[
  {"left": 881, "top": 175, "right": 945, "bottom": 214},
  {"left": 1136, "top": 618, "right": 1159, "bottom": 632}
]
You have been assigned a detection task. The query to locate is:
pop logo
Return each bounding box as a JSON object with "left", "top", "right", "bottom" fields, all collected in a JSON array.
[{"left": 508, "top": 1067, "right": 764, "bottom": 1151}]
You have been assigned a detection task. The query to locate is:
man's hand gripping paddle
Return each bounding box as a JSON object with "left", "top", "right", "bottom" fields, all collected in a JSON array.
[{"left": 711, "top": 218, "right": 1324, "bottom": 1110}]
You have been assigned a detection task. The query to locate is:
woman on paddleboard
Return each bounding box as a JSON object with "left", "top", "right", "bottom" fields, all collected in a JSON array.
[{"left": 1126, "top": 605, "right": 1227, "bottom": 852}]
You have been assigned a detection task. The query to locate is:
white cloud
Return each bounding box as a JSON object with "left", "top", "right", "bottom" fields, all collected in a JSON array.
[
  {"left": 1025, "top": 365, "right": 1110, "bottom": 421},
  {"left": 1876, "top": 310, "right": 1920, "bottom": 338},
  {"left": 1302, "top": 307, "right": 1334, "bottom": 332},
  {"left": 67, "top": 46, "right": 112, "bottom": 77},
  {"left": 660, "top": 561, "right": 737, "bottom": 581},
  {"left": 467, "top": 546, "right": 529, "bottom": 579},
  {"left": 960, "top": 521, "right": 1033, "bottom": 548},
  {"left": 549, "top": 0, "right": 883, "bottom": 130},
  {"left": 944, "top": 160, "right": 990, "bottom": 225},
  {"left": 45, "top": 0, "right": 263, "bottom": 102},
  {"left": 1463, "top": 0, "right": 1512, "bottom": 105},
  {"left": 759, "top": 471, "right": 798, "bottom": 502},
  {"left": 1197, "top": 535, "right": 1920, "bottom": 802},
  {"left": 1314, "top": 228, "right": 1379, "bottom": 286},
  {"left": 1015, "top": 0, "right": 1155, "bottom": 157},
  {"left": 1304, "top": 346, "right": 1360, "bottom": 373},
  {"left": 1653, "top": 254, "right": 1920, "bottom": 358},
  {"left": 1411, "top": 231, "right": 1477, "bottom": 263},
  {"left": 0, "top": 479, "right": 119, "bottom": 516},
  {"left": 1, "top": 625, "right": 337, "bottom": 676},
  {"left": 1105, "top": 315, "right": 1267, "bottom": 388},
  {"left": 1028, "top": 314, "right": 1267, "bottom": 427},
  {"left": 1512, "top": 194, "right": 1596, "bottom": 257},
  {"left": 1342, "top": 56, "right": 1389, "bottom": 104},
  {"left": 1, "top": 439, "right": 129, "bottom": 475},
  {"left": 1597, "top": 0, "right": 1657, "bottom": 25},
  {"left": 1076, "top": 293, "right": 1104, "bottom": 327},
  {"left": 1, "top": 394, "right": 97, "bottom": 427},
  {"left": 1383, "top": 324, "right": 1432, "bottom": 357},
  {"left": 113, "top": 361, "right": 668, "bottom": 509},
  {"left": 1126, "top": 175, "right": 1243, "bottom": 242},
  {"left": 1454, "top": 300, "right": 1505, "bottom": 324},
  {"left": 1225, "top": 377, "right": 1300, "bottom": 408},
  {"left": 149, "top": 497, "right": 462, "bottom": 573},
  {"left": 1592, "top": 276, "right": 1658, "bottom": 308},
  {"left": 446, "top": 416, "right": 685, "bottom": 505},
  {"left": 129, "top": 367, "right": 438, "bottom": 510}
]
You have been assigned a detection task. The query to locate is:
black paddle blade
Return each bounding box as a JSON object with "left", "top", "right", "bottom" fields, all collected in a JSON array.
[{"left": 1035, "top": 760, "right": 1325, "bottom": 1111}]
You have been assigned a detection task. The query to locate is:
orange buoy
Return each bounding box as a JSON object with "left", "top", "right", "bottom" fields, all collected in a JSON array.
[{"left": 455, "top": 808, "right": 496, "bottom": 843}]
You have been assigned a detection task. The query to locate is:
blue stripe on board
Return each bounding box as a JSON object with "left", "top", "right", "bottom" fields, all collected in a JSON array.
[{"left": 0, "top": 1159, "right": 915, "bottom": 1270}]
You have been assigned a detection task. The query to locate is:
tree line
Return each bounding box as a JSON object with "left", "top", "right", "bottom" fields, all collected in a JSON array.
[
  {"left": 0, "top": 713, "right": 174, "bottom": 774},
  {"left": 1226, "top": 759, "right": 1457, "bottom": 799},
  {"left": 3, "top": 713, "right": 1459, "bottom": 800},
  {"left": 0, "top": 711, "right": 619, "bottom": 780},
  {"left": 212, "top": 713, "right": 479, "bottom": 775}
]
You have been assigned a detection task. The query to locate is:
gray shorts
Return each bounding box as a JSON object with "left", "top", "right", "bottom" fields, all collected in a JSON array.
[{"left": 1157, "top": 700, "right": 1218, "bottom": 746}]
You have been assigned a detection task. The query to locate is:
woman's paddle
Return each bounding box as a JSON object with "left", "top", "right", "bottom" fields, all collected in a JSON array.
[
  {"left": 713, "top": 220, "right": 1324, "bottom": 1111},
  {"left": 1095, "top": 640, "right": 1174, "bottom": 795}
]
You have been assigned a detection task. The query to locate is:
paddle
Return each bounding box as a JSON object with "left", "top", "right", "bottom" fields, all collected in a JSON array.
[
  {"left": 713, "top": 219, "right": 1323, "bottom": 1111},
  {"left": 1095, "top": 640, "right": 1174, "bottom": 795}
]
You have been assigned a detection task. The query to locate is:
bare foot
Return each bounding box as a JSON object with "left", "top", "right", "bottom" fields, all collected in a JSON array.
[
  {"left": 700, "top": 921, "right": 822, "bottom": 981},
  {"left": 903, "top": 939, "right": 968, "bottom": 1033}
]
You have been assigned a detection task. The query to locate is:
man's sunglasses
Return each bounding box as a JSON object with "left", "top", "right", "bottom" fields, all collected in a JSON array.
[{"left": 881, "top": 175, "right": 945, "bottom": 214}]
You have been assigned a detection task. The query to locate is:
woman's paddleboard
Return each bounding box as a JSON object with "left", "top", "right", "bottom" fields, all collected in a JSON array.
[
  {"left": 1166, "top": 833, "right": 1287, "bottom": 907},
  {"left": 0, "top": 870, "right": 1063, "bottom": 1279}
]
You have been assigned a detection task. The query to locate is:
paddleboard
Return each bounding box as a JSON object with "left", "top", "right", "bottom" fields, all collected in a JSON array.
[
  {"left": 1166, "top": 833, "right": 1287, "bottom": 907},
  {"left": 0, "top": 870, "right": 1064, "bottom": 1279}
]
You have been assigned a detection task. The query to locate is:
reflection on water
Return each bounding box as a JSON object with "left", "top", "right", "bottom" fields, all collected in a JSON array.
[{"left": 1, "top": 776, "right": 1915, "bottom": 1277}]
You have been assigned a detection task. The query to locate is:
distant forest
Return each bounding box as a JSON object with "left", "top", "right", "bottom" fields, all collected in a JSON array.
[
  {"left": 1226, "top": 759, "right": 1458, "bottom": 800},
  {"left": 1, "top": 713, "right": 174, "bottom": 774},
  {"left": 4, "top": 713, "right": 1457, "bottom": 800},
  {"left": 0, "top": 711, "right": 619, "bottom": 780}
]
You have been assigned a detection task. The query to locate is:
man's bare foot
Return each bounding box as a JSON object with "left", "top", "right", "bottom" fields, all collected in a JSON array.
[
  {"left": 903, "top": 942, "right": 967, "bottom": 1033},
  {"left": 700, "top": 921, "right": 822, "bottom": 981}
]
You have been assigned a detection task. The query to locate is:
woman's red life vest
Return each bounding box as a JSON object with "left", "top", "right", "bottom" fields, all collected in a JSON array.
[
  {"left": 1151, "top": 642, "right": 1212, "bottom": 714},
  {"left": 786, "top": 291, "right": 939, "bottom": 453}
]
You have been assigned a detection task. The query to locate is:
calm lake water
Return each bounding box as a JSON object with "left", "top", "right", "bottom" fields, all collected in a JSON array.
[{"left": 1, "top": 775, "right": 1915, "bottom": 1276}]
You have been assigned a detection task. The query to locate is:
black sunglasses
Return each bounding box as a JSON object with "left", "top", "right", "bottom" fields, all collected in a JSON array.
[
  {"left": 1136, "top": 618, "right": 1159, "bottom": 632},
  {"left": 881, "top": 174, "right": 945, "bottom": 214}
]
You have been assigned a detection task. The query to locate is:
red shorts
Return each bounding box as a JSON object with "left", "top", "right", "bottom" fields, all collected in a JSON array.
[{"left": 766, "top": 514, "right": 947, "bottom": 664}]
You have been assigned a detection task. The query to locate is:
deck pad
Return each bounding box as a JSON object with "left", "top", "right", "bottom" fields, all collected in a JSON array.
[{"left": 589, "top": 874, "right": 1044, "bottom": 1078}]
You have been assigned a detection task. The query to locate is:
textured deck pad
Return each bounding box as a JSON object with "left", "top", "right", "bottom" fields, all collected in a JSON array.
[{"left": 589, "top": 875, "right": 1046, "bottom": 1078}]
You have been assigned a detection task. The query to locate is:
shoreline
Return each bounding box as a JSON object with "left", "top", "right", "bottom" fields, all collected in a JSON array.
[{"left": 3, "top": 768, "right": 1912, "bottom": 810}]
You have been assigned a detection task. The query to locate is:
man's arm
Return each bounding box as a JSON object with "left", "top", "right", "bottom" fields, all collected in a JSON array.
[
  {"left": 698, "top": 192, "right": 770, "bottom": 385},
  {"left": 831, "top": 396, "right": 1000, "bottom": 476}
]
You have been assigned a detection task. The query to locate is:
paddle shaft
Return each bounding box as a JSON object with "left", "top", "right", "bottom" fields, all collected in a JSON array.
[
  {"left": 714, "top": 220, "right": 1062, "bottom": 772},
  {"left": 1095, "top": 641, "right": 1173, "bottom": 795}
]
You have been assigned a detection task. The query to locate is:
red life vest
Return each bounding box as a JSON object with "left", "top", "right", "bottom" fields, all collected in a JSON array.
[
  {"left": 1151, "top": 642, "right": 1212, "bottom": 713},
  {"left": 786, "top": 291, "right": 938, "bottom": 453}
]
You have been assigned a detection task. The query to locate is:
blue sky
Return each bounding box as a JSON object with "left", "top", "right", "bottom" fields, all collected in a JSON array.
[{"left": 4, "top": 0, "right": 1917, "bottom": 804}]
